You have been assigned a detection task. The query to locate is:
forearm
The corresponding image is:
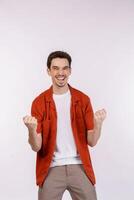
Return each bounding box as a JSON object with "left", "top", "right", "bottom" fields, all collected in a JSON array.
[
  {"left": 28, "top": 128, "right": 42, "bottom": 152},
  {"left": 87, "top": 123, "right": 102, "bottom": 147},
  {"left": 87, "top": 108, "right": 106, "bottom": 147}
]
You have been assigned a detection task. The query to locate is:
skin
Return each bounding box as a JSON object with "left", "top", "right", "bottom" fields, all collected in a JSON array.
[
  {"left": 47, "top": 58, "right": 71, "bottom": 94},
  {"left": 23, "top": 58, "right": 106, "bottom": 151},
  {"left": 87, "top": 109, "right": 106, "bottom": 147}
]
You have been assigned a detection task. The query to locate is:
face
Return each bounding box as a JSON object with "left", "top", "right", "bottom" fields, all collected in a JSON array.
[{"left": 47, "top": 58, "right": 71, "bottom": 88}]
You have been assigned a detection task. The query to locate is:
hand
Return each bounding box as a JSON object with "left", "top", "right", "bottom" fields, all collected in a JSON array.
[
  {"left": 94, "top": 109, "right": 107, "bottom": 126},
  {"left": 23, "top": 115, "right": 37, "bottom": 131}
]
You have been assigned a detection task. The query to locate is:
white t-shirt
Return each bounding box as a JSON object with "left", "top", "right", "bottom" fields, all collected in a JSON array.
[{"left": 50, "top": 89, "right": 82, "bottom": 167}]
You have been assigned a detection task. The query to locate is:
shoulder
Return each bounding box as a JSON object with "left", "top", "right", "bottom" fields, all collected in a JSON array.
[
  {"left": 31, "top": 89, "right": 48, "bottom": 108},
  {"left": 71, "top": 86, "right": 91, "bottom": 103},
  {"left": 71, "top": 86, "right": 93, "bottom": 113}
]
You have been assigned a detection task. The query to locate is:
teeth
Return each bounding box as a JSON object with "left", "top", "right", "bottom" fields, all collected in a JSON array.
[{"left": 57, "top": 78, "right": 64, "bottom": 80}]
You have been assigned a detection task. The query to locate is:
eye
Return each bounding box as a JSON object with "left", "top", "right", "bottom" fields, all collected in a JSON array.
[
  {"left": 53, "top": 66, "right": 58, "bottom": 70},
  {"left": 63, "top": 66, "right": 69, "bottom": 70}
]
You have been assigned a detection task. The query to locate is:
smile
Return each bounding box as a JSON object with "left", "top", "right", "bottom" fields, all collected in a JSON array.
[{"left": 56, "top": 77, "right": 65, "bottom": 80}]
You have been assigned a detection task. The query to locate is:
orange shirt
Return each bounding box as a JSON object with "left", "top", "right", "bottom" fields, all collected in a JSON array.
[{"left": 31, "top": 83, "right": 96, "bottom": 187}]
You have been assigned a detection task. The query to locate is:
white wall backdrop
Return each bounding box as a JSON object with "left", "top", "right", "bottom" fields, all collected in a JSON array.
[{"left": 0, "top": 0, "right": 133, "bottom": 199}]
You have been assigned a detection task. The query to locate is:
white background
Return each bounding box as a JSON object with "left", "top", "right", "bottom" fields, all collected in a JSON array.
[{"left": 0, "top": 0, "right": 133, "bottom": 199}]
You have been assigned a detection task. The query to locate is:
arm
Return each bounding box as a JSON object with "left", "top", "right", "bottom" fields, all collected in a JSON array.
[
  {"left": 87, "top": 109, "right": 106, "bottom": 147},
  {"left": 23, "top": 115, "right": 42, "bottom": 152},
  {"left": 28, "top": 126, "right": 42, "bottom": 152}
]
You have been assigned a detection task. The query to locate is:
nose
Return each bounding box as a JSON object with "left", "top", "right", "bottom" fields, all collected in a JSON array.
[{"left": 58, "top": 69, "right": 64, "bottom": 75}]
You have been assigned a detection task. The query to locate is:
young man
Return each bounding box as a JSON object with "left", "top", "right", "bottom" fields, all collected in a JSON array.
[{"left": 23, "top": 51, "right": 106, "bottom": 200}]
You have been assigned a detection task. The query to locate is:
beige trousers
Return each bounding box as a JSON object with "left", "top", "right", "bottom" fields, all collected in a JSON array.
[{"left": 38, "top": 164, "right": 97, "bottom": 200}]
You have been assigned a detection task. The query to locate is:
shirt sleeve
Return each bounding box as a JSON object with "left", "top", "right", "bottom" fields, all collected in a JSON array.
[
  {"left": 31, "top": 99, "right": 43, "bottom": 134},
  {"left": 84, "top": 96, "right": 94, "bottom": 131}
]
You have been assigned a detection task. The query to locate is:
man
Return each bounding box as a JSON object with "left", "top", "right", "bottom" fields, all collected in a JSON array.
[{"left": 23, "top": 51, "right": 106, "bottom": 200}]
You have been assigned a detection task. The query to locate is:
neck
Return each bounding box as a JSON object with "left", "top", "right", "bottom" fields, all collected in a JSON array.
[{"left": 52, "top": 83, "right": 69, "bottom": 94}]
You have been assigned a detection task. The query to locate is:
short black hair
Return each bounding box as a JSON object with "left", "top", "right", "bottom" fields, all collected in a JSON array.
[{"left": 47, "top": 51, "right": 72, "bottom": 69}]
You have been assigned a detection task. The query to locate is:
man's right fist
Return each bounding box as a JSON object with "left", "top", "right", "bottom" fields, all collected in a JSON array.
[{"left": 23, "top": 115, "right": 37, "bottom": 131}]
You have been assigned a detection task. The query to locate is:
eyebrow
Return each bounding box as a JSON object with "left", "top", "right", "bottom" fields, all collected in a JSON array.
[{"left": 52, "top": 65, "right": 69, "bottom": 68}]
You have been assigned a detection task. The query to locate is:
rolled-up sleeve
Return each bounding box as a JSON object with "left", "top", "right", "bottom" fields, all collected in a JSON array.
[
  {"left": 31, "top": 99, "right": 43, "bottom": 134},
  {"left": 84, "top": 96, "right": 94, "bottom": 131}
]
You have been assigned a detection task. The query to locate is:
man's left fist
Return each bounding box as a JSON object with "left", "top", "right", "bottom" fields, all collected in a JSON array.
[{"left": 94, "top": 109, "right": 107, "bottom": 125}]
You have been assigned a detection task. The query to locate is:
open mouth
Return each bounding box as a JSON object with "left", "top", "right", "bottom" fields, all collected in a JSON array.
[{"left": 56, "top": 77, "right": 65, "bottom": 81}]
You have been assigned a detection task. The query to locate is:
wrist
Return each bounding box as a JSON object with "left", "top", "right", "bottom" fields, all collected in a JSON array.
[
  {"left": 28, "top": 127, "right": 36, "bottom": 133},
  {"left": 94, "top": 121, "right": 103, "bottom": 129}
]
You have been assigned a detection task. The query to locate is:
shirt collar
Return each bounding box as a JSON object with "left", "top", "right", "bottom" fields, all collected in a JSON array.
[{"left": 45, "top": 83, "right": 80, "bottom": 105}]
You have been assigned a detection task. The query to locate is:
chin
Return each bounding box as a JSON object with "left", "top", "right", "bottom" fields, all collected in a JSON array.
[
  {"left": 57, "top": 84, "right": 66, "bottom": 87},
  {"left": 56, "top": 82, "right": 67, "bottom": 88}
]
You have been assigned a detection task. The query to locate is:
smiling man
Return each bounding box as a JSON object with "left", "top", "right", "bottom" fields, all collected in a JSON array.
[{"left": 23, "top": 51, "right": 106, "bottom": 200}]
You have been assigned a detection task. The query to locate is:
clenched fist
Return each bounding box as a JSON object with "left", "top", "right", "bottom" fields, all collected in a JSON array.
[
  {"left": 23, "top": 115, "right": 37, "bottom": 131},
  {"left": 94, "top": 109, "right": 106, "bottom": 125}
]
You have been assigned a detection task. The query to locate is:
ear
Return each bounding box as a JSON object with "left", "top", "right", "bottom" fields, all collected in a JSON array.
[
  {"left": 69, "top": 67, "right": 72, "bottom": 75},
  {"left": 47, "top": 68, "right": 51, "bottom": 76}
]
